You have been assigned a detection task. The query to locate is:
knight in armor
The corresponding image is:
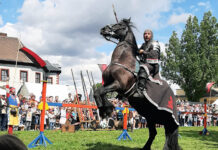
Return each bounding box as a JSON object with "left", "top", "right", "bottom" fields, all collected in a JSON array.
[{"left": 135, "top": 29, "right": 161, "bottom": 97}]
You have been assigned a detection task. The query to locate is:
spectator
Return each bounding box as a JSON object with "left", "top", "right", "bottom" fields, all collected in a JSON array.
[
  {"left": 67, "top": 93, "right": 73, "bottom": 103},
  {"left": 30, "top": 103, "right": 37, "bottom": 130},
  {"left": 141, "top": 117, "right": 147, "bottom": 128},
  {"left": 117, "top": 110, "right": 123, "bottom": 121},
  {"left": 55, "top": 96, "right": 59, "bottom": 103},
  {"left": 187, "top": 111, "right": 193, "bottom": 126},
  {"left": 193, "top": 114, "right": 197, "bottom": 126},
  {"left": 25, "top": 107, "right": 32, "bottom": 130},
  {"left": 0, "top": 95, "right": 7, "bottom": 131},
  {"left": 48, "top": 109, "right": 56, "bottom": 130}
]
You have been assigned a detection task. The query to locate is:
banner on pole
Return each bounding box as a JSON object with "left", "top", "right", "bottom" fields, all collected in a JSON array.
[{"left": 98, "top": 64, "right": 107, "bottom": 85}]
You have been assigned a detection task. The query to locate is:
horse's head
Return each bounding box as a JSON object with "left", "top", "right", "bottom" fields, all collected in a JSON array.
[{"left": 100, "top": 18, "right": 131, "bottom": 42}]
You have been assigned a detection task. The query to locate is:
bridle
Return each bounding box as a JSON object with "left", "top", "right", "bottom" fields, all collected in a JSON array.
[{"left": 103, "top": 23, "right": 129, "bottom": 44}]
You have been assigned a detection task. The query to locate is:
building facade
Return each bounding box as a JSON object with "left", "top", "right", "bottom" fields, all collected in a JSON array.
[{"left": 0, "top": 32, "right": 61, "bottom": 91}]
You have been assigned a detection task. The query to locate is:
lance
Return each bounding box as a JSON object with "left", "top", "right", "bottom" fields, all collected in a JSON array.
[
  {"left": 89, "top": 71, "right": 101, "bottom": 120},
  {"left": 86, "top": 70, "right": 95, "bottom": 103},
  {"left": 71, "top": 69, "right": 84, "bottom": 123},
  {"left": 90, "top": 71, "right": 96, "bottom": 90},
  {"left": 112, "top": 4, "right": 119, "bottom": 23},
  {"left": 81, "top": 71, "right": 94, "bottom": 120},
  {"left": 86, "top": 70, "right": 93, "bottom": 90},
  {"left": 80, "top": 71, "right": 87, "bottom": 104}
]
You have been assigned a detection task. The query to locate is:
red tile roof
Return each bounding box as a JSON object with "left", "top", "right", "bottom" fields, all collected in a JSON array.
[{"left": 0, "top": 34, "right": 46, "bottom": 67}]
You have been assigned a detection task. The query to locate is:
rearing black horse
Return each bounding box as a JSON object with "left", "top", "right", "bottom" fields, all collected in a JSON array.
[{"left": 94, "top": 18, "right": 180, "bottom": 150}]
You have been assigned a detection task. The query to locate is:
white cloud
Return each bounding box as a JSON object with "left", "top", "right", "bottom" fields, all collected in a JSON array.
[
  {"left": 0, "top": 15, "right": 3, "bottom": 25},
  {"left": 168, "top": 13, "right": 192, "bottom": 25},
  {"left": 0, "top": 0, "right": 173, "bottom": 88},
  {"left": 198, "top": 1, "right": 211, "bottom": 9}
]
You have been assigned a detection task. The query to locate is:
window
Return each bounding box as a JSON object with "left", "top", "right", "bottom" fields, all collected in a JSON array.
[
  {"left": 1, "top": 69, "right": 9, "bottom": 81},
  {"left": 35, "top": 73, "right": 41, "bottom": 83},
  {"left": 20, "top": 71, "right": 28, "bottom": 82},
  {"left": 47, "top": 77, "right": 53, "bottom": 84}
]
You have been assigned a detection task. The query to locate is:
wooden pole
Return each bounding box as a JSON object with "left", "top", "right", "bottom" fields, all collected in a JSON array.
[
  {"left": 203, "top": 99, "right": 207, "bottom": 130},
  {"left": 112, "top": 4, "right": 119, "bottom": 23},
  {"left": 90, "top": 72, "right": 96, "bottom": 90},
  {"left": 81, "top": 71, "right": 94, "bottom": 120},
  {"left": 40, "top": 81, "right": 47, "bottom": 132},
  {"left": 28, "top": 80, "right": 52, "bottom": 148},
  {"left": 71, "top": 69, "right": 84, "bottom": 129},
  {"left": 117, "top": 105, "right": 132, "bottom": 140}
]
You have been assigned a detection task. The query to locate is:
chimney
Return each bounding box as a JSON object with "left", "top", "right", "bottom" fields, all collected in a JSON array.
[{"left": 0, "top": 32, "right": 7, "bottom": 37}]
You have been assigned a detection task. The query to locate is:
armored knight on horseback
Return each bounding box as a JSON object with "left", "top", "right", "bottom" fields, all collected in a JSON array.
[
  {"left": 135, "top": 29, "right": 162, "bottom": 97},
  {"left": 95, "top": 19, "right": 180, "bottom": 150}
]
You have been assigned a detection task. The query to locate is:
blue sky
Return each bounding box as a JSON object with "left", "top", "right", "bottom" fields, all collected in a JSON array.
[
  {"left": 0, "top": 0, "right": 217, "bottom": 52},
  {"left": 0, "top": 0, "right": 23, "bottom": 24},
  {"left": 0, "top": 0, "right": 217, "bottom": 92}
]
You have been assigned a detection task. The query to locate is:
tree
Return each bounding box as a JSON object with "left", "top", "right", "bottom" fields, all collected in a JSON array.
[{"left": 161, "top": 11, "right": 218, "bottom": 102}]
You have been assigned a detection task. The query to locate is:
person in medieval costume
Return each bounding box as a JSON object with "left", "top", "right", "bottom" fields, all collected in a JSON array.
[
  {"left": 7, "top": 87, "right": 19, "bottom": 134},
  {"left": 134, "top": 29, "right": 162, "bottom": 97}
]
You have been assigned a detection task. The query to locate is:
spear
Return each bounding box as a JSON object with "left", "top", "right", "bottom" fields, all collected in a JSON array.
[
  {"left": 90, "top": 71, "right": 96, "bottom": 90},
  {"left": 71, "top": 69, "right": 84, "bottom": 123},
  {"left": 112, "top": 4, "right": 119, "bottom": 23},
  {"left": 86, "top": 70, "right": 95, "bottom": 104},
  {"left": 80, "top": 71, "right": 87, "bottom": 103},
  {"left": 86, "top": 70, "right": 93, "bottom": 90},
  {"left": 89, "top": 71, "right": 100, "bottom": 121},
  {"left": 81, "top": 71, "right": 94, "bottom": 120}
]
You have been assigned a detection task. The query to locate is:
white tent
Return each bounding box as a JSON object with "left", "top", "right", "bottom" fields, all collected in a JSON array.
[
  {"left": 212, "top": 99, "right": 218, "bottom": 106},
  {"left": 0, "top": 88, "right": 6, "bottom": 95},
  {"left": 18, "top": 82, "right": 74, "bottom": 102}
]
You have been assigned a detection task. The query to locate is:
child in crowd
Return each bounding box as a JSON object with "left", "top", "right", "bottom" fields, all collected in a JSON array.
[
  {"left": 25, "top": 107, "right": 32, "bottom": 130},
  {"left": 48, "top": 109, "right": 56, "bottom": 130}
]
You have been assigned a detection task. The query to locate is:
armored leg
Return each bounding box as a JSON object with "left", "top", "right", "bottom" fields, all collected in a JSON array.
[
  {"left": 137, "top": 67, "right": 148, "bottom": 91},
  {"left": 132, "top": 67, "right": 148, "bottom": 98}
]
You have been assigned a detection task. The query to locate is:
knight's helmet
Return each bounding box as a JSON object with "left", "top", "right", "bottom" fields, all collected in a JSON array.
[{"left": 143, "top": 29, "right": 153, "bottom": 42}]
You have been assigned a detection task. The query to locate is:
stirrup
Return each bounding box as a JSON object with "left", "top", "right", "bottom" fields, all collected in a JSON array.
[{"left": 132, "top": 89, "right": 144, "bottom": 98}]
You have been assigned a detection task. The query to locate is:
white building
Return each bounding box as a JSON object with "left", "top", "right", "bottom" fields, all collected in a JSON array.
[{"left": 0, "top": 32, "right": 73, "bottom": 101}]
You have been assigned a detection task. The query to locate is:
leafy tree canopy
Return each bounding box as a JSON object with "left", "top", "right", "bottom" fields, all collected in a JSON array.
[{"left": 161, "top": 11, "right": 218, "bottom": 102}]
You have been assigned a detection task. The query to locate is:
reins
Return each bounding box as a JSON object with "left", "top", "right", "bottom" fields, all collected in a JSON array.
[{"left": 105, "top": 37, "right": 118, "bottom": 44}]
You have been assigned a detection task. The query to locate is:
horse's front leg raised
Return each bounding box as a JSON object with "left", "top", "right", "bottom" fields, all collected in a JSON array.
[
  {"left": 94, "top": 81, "right": 120, "bottom": 118},
  {"left": 142, "top": 123, "right": 157, "bottom": 150}
]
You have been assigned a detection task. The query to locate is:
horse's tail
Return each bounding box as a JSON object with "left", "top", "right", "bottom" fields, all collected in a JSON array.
[{"left": 164, "top": 128, "right": 181, "bottom": 150}]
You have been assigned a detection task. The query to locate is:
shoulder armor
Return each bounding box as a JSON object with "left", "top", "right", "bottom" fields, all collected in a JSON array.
[{"left": 152, "top": 41, "right": 160, "bottom": 51}]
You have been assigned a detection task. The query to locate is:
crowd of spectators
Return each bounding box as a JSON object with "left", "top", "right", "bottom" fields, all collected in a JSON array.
[
  {"left": 0, "top": 93, "right": 94, "bottom": 131},
  {"left": 0, "top": 92, "right": 218, "bottom": 132},
  {"left": 177, "top": 99, "right": 218, "bottom": 127}
]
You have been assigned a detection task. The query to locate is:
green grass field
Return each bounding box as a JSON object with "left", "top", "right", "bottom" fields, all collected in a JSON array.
[{"left": 0, "top": 126, "right": 218, "bottom": 150}]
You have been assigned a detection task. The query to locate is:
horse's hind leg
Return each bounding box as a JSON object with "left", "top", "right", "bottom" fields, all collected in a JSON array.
[
  {"left": 163, "top": 125, "right": 180, "bottom": 150},
  {"left": 142, "top": 123, "right": 157, "bottom": 150}
]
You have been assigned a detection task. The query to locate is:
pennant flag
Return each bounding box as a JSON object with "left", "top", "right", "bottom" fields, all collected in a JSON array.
[
  {"left": 98, "top": 64, "right": 107, "bottom": 85},
  {"left": 206, "top": 82, "right": 215, "bottom": 93},
  {"left": 98, "top": 64, "right": 107, "bottom": 72}
]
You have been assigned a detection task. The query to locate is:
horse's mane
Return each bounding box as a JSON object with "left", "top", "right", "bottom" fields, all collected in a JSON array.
[
  {"left": 121, "top": 18, "right": 138, "bottom": 56},
  {"left": 121, "top": 18, "right": 137, "bottom": 31}
]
